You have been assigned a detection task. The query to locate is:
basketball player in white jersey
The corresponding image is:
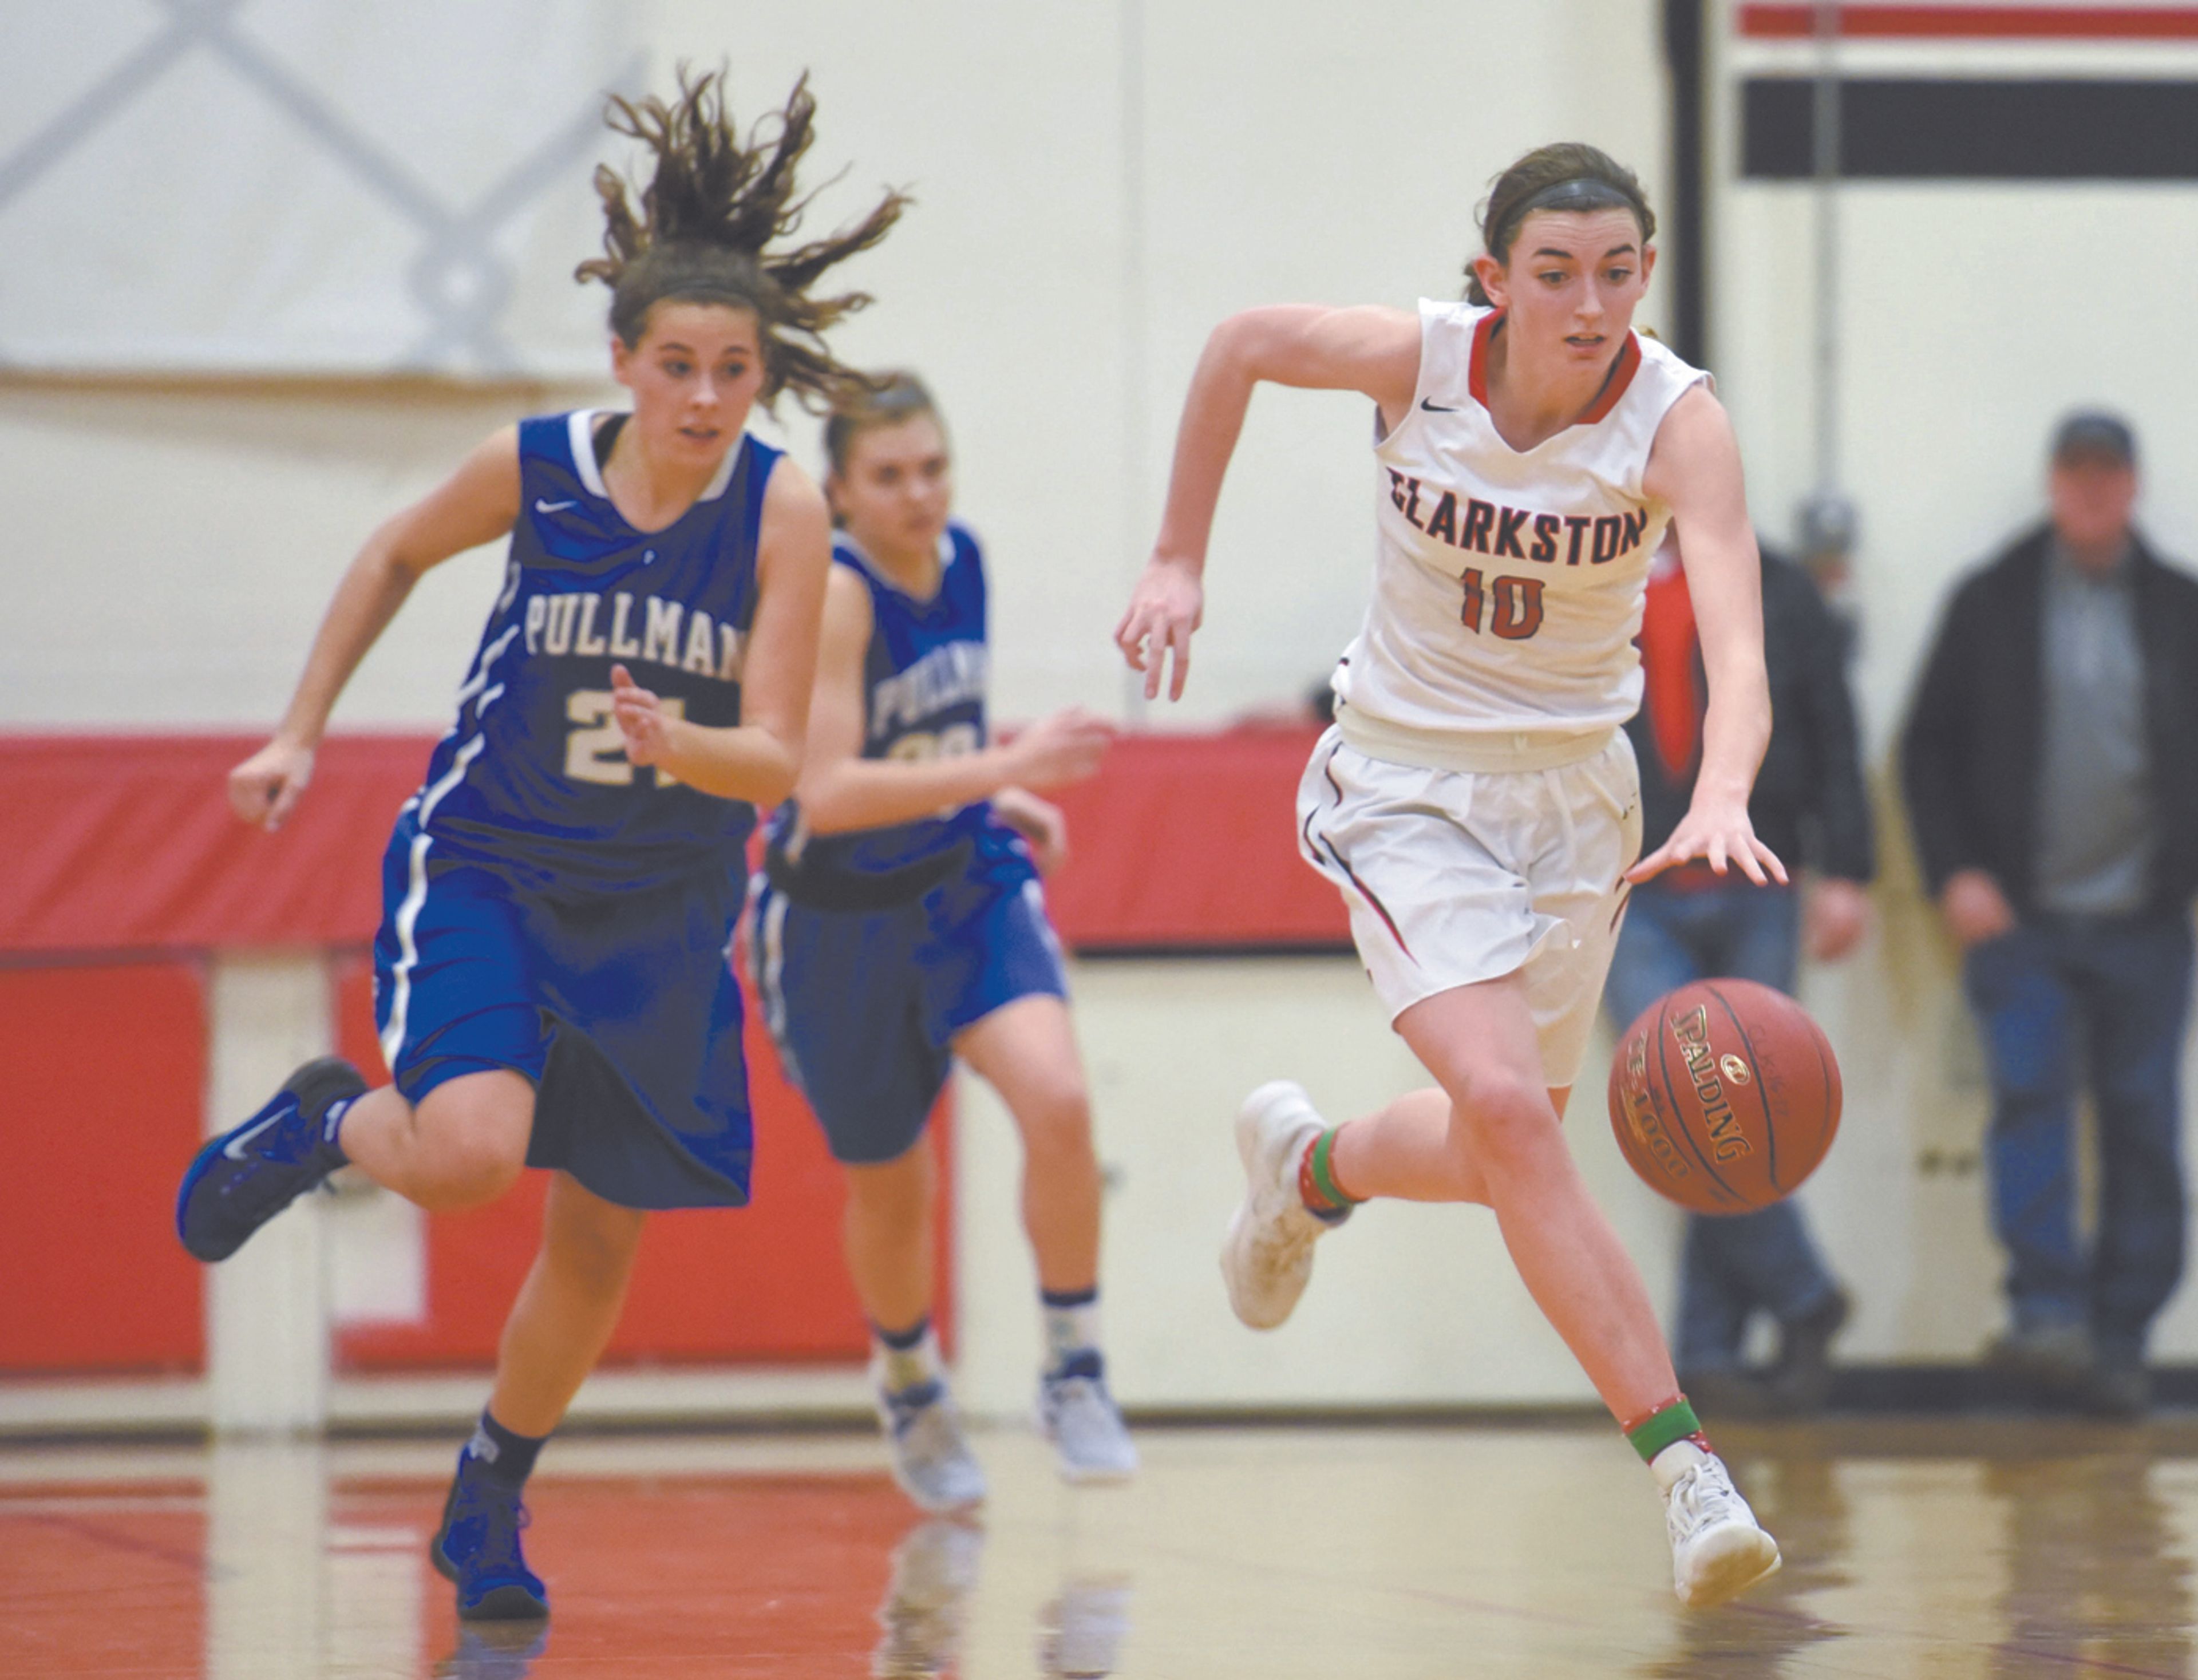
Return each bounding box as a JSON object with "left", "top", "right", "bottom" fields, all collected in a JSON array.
[{"left": 1116, "top": 144, "right": 1785, "bottom": 1610}]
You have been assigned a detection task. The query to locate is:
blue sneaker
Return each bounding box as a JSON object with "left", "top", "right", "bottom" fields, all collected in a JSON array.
[
  {"left": 432, "top": 1452, "right": 550, "bottom": 1621},
  {"left": 175, "top": 1056, "right": 363, "bottom": 1262}
]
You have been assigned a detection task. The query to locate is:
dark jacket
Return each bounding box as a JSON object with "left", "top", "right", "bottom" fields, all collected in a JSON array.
[
  {"left": 1899, "top": 523, "right": 2198, "bottom": 916},
  {"left": 1628, "top": 550, "right": 1876, "bottom": 881}
]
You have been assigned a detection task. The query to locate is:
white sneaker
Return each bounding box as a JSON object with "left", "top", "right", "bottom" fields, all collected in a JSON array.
[
  {"left": 1662, "top": 1446, "right": 1782, "bottom": 1609},
  {"left": 1221, "top": 1081, "right": 1343, "bottom": 1330},
  {"left": 1038, "top": 1365, "right": 1139, "bottom": 1484},
  {"left": 875, "top": 1374, "right": 988, "bottom": 1513}
]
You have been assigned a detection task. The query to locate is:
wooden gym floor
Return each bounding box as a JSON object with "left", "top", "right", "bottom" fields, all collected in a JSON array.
[{"left": 5, "top": 1416, "right": 2197, "bottom": 1678}]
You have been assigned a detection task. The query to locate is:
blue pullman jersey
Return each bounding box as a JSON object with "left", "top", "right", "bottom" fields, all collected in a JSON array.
[
  {"left": 417, "top": 409, "right": 779, "bottom": 897},
  {"left": 749, "top": 518, "right": 1068, "bottom": 1163},
  {"left": 371, "top": 409, "right": 778, "bottom": 1210},
  {"left": 765, "top": 521, "right": 1011, "bottom": 902}
]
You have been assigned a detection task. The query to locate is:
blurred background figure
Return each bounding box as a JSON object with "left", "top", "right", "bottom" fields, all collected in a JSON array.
[
  {"left": 1901, "top": 413, "right": 2198, "bottom": 1417},
  {"left": 1604, "top": 527, "right": 1875, "bottom": 1419}
]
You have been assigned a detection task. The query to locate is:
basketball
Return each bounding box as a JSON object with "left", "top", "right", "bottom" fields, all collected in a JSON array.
[{"left": 1606, "top": 978, "right": 1841, "bottom": 1216}]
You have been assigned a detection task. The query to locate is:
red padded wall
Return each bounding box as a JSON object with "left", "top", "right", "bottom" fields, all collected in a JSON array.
[
  {"left": 0, "top": 963, "right": 206, "bottom": 1374},
  {"left": 329, "top": 952, "right": 951, "bottom": 1371}
]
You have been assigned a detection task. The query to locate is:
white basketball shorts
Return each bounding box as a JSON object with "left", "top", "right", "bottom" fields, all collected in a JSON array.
[{"left": 1295, "top": 725, "right": 1643, "bottom": 1087}]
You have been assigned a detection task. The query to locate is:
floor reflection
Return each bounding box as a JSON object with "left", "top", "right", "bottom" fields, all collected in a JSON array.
[
  {"left": 874, "top": 1518, "right": 985, "bottom": 1678},
  {"left": 1987, "top": 1448, "right": 2194, "bottom": 1678},
  {"left": 14, "top": 1420, "right": 2198, "bottom": 1677}
]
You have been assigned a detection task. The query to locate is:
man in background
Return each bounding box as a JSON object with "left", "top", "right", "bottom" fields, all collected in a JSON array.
[
  {"left": 1606, "top": 523, "right": 1876, "bottom": 1418},
  {"left": 1901, "top": 413, "right": 2198, "bottom": 1416}
]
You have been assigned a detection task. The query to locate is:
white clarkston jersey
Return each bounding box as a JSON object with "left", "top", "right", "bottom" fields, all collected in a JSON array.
[{"left": 1333, "top": 299, "right": 1709, "bottom": 762}]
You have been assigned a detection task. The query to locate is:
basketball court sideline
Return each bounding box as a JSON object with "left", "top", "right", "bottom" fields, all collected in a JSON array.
[{"left": 5, "top": 1417, "right": 2194, "bottom": 1678}]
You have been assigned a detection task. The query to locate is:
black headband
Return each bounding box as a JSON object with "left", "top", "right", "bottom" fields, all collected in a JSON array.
[{"left": 1496, "top": 177, "right": 1642, "bottom": 251}]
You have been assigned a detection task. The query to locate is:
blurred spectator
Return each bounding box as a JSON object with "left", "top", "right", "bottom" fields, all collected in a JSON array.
[
  {"left": 1606, "top": 529, "right": 1875, "bottom": 1418},
  {"left": 1901, "top": 412, "right": 2198, "bottom": 1416}
]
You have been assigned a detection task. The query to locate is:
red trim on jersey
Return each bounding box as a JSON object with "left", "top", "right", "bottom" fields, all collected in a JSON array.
[
  {"left": 1579, "top": 333, "right": 1644, "bottom": 424},
  {"left": 1469, "top": 312, "right": 1644, "bottom": 432},
  {"left": 1740, "top": 4, "right": 2198, "bottom": 39},
  {"left": 1467, "top": 310, "right": 1500, "bottom": 409}
]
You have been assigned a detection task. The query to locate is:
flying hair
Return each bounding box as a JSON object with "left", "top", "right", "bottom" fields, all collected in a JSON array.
[
  {"left": 575, "top": 69, "right": 910, "bottom": 410},
  {"left": 1464, "top": 143, "right": 1655, "bottom": 308}
]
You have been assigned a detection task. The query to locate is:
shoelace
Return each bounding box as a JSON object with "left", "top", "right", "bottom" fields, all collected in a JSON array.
[
  {"left": 454, "top": 1482, "right": 532, "bottom": 1571},
  {"left": 1669, "top": 1464, "right": 1744, "bottom": 1536},
  {"left": 1045, "top": 1375, "right": 1119, "bottom": 1433}
]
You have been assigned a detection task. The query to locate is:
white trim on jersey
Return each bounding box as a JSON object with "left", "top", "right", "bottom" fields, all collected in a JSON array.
[
  {"left": 567, "top": 409, "right": 608, "bottom": 498},
  {"left": 697, "top": 432, "right": 741, "bottom": 501},
  {"left": 750, "top": 881, "right": 803, "bottom": 1093},
  {"left": 378, "top": 734, "right": 486, "bottom": 1072},
  {"left": 379, "top": 623, "right": 524, "bottom": 1071},
  {"left": 562, "top": 409, "right": 743, "bottom": 505}
]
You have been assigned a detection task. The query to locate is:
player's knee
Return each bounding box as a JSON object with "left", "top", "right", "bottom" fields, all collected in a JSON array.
[
  {"left": 1015, "top": 1078, "right": 1095, "bottom": 1162},
  {"left": 845, "top": 1152, "right": 931, "bottom": 1232},
  {"left": 413, "top": 1142, "right": 525, "bottom": 1212},
  {"left": 549, "top": 1201, "right": 645, "bottom": 1286},
  {"left": 411, "top": 1081, "right": 531, "bottom": 1209},
  {"left": 1451, "top": 1070, "right": 1555, "bottom": 1169}
]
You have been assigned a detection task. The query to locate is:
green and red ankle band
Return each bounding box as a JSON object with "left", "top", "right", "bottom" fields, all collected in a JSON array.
[
  {"left": 1300, "top": 1128, "right": 1359, "bottom": 1214},
  {"left": 1625, "top": 1397, "right": 1704, "bottom": 1462}
]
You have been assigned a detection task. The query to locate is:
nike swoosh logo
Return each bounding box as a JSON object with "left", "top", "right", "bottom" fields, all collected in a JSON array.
[
  {"left": 1420, "top": 399, "right": 1459, "bottom": 413},
  {"left": 223, "top": 1109, "right": 286, "bottom": 1161},
  {"left": 536, "top": 499, "right": 577, "bottom": 513}
]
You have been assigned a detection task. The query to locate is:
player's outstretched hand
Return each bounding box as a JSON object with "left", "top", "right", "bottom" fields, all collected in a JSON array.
[
  {"left": 1007, "top": 707, "right": 1114, "bottom": 790},
  {"left": 993, "top": 786, "right": 1070, "bottom": 876},
  {"left": 1115, "top": 558, "right": 1204, "bottom": 702},
  {"left": 1627, "top": 797, "right": 1788, "bottom": 887},
  {"left": 610, "top": 663, "right": 671, "bottom": 768},
  {"left": 228, "top": 737, "right": 315, "bottom": 832}
]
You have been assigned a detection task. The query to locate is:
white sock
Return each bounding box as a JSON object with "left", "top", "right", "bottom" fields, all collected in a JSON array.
[
  {"left": 873, "top": 1323, "right": 942, "bottom": 1395},
  {"left": 1041, "top": 1291, "right": 1102, "bottom": 1375},
  {"left": 1650, "top": 1436, "right": 1714, "bottom": 1494}
]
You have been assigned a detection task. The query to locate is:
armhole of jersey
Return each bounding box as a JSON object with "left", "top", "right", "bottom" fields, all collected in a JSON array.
[
  {"left": 955, "top": 524, "right": 988, "bottom": 640},
  {"left": 1374, "top": 299, "right": 1455, "bottom": 456},
  {"left": 738, "top": 438, "right": 776, "bottom": 622},
  {"left": 1633, "top": 366, "right": 1717, "bottom": 501}
]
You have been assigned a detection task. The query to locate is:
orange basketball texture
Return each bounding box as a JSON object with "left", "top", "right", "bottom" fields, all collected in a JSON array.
[{"left": 1606, "top": 978, "right": 1841, "bottom": 1216}]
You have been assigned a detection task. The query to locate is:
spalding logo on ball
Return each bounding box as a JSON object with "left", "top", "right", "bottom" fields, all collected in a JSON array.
[{"left": 1607, "top": 978, "right": 1841, "bottom": 1216}]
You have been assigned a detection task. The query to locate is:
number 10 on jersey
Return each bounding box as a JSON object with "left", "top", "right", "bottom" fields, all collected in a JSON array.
[{"left": 1459, "top": 568, "right": 1545, "bottom": 640}]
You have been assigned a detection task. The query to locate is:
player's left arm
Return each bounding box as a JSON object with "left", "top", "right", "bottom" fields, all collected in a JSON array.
[
  {"left": 615, "top": 461, "right": 833, "bottom": 806},
  {"left": 1630, "top": 386, "right": 1788, "bottom": 887}
]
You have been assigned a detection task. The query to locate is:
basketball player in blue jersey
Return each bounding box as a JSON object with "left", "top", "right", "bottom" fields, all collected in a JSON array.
[
  {"left": 750, "top": 374, "right": 1134, "bottom": 1507},
  {"left": 175, "top": 74, "right": 904, "bottom": 1621}
]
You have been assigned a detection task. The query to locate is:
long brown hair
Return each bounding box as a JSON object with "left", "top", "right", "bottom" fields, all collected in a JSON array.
[
  {"left": 575, "top": 69, "right": 909, "bottom": 410},
  {"left": 1464, "top": 143, "right": 1655, "bottom": 307}
]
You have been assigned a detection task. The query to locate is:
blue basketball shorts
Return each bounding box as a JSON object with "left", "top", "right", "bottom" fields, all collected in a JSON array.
[
  {"left": 372, "top": 805, "right": 754, "bottom": 1209},
  {"left": 748, "top": 852, "right": 1068, "bottom": 1165}
]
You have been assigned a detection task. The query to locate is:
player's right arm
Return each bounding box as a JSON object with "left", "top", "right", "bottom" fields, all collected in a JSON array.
[
  {"left": 1116, "top": 305, "right": 1420, "bottom": 701},
  {"left": 794, "top": 566, "right": 1109, "bottom": 836},
  {"left": 229, "top": 427, "right": 523, "bottom": 831}
]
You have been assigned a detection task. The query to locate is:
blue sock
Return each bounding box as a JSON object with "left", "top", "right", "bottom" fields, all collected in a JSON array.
[
  {"left": 464, "top": 1409, "right": 546, "bottom": 1492},
  {"left": 321, "top": 1096, "right": 354, "bottom": 1160}
]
